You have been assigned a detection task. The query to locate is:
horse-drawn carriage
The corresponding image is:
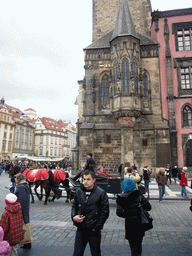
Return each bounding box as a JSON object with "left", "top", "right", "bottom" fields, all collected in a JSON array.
[
  {"left": 68, "top": 170, "right": 122, "bottom": 200},
  {"left": 21, "top": 168, "right": 145, "bottom": 204}
]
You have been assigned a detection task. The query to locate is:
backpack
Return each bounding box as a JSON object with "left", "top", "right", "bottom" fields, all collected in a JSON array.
[{"left": 178, "top": 172, "right": 181, "bottom": 180}]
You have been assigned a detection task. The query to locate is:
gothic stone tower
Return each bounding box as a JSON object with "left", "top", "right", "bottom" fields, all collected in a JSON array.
[{"left": 75, "top": 0, "right": 170, "bottom": 173}]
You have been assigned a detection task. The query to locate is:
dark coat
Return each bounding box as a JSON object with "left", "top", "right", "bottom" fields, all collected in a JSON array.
[
  {"left": 116, "top": 190, "right": 151, "bottom": 239},
  {"left": 84, "top": 158, "right": 95, "bottom": 172},
  {"left": 15, "top": 182, "right": 30, "bottom": 224},
  {"left": 71, "top": 185, "right": 109, "bottom": 231}
]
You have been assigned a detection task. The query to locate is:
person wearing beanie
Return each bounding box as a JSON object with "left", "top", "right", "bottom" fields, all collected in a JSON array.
[
  {"left": 0, "top": 226, "right": 11, "bottom": 256},
  {"left": 116, "top": 178, "right": 151, "bottom": 256},
  {"left": 15, "top": 173, "right": 31, "bottom": 249},
  {"left": 179, "top": 167, "right": 188, "bottom": 198},
  {"left": 0, "top": 193, "right": 23, "bottom": 256}
]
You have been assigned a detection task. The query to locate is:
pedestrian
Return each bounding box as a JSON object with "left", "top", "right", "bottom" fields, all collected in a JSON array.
[
  {"left": 72, "top": 153, "right": 96, "bottom": 182},
  {"left": 124, "top": 167, "right": 141, "bottom": 189},
  {"left": 156, "top": 168, "right": 169, "bottom": 202},
  {"left": 71, "top": 170, "right": 109, "bottom": 256},
  {"left": 179, "top": 167, "right": 188, "bottom": 198},
  {"left": 172, "top": 166, "right": 178, "bottom": 184},
  {"left": 117, "top": 163, "right": 124, "bottom": 179},
  {"left": 0, "top": 226, "right": 11, "bottom": 256},
  {"left": 143, "top": 166, "right": 150, "bottom": 198},
  {"left": 0, "top": 193, "right": 23, "bottom": 256},
  {"left": 9, "top": 165, "right": 20, "bottom": 193},
  {"left": 132, "top": 163, "right": 137, "bottom": 171},
  {"left": 116, "top": 178, "right": 151, "bottom": 256},
  {"left": 165, "top": 164, "right": 172, "bottom": 184},
  {"left": 0, "top": 163, "right": 3, "bottom": 175},
  {"left": 15, "top": 173, "right": 31, "bottom": 249}
]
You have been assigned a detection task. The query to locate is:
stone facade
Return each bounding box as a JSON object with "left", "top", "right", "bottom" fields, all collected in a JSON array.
[
  {"left": 93, "top": 0, "right": 152, "bottom": 42},
  {"left": 75, "top": 0, "right": 170, "bottom": 174}
]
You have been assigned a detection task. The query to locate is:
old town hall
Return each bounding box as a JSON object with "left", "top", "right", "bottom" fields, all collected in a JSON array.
[{"left": 74, "top": 0, "right": 171, "bottom": 174}]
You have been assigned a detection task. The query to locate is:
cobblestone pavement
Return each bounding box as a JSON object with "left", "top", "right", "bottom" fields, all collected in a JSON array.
[{"left": 0, "top": 172, "right": 192, "bottom": 255}]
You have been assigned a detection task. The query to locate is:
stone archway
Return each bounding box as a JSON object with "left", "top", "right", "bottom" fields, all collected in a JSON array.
[{"left": 185, "top": 140, "right": 192, "bottom": 166}]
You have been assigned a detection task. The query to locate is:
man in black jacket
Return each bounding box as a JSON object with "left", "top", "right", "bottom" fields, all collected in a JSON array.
[{"left": 71, "top": 170, "right": 109, "bottom": 256}]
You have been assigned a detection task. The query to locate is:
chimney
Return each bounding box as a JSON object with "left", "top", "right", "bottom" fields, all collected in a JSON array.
[{"left": 0, "top": 97, "right": 5, "bottom": 104}]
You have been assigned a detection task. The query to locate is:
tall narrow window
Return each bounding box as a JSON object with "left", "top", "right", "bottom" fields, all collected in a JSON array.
[
  {"left": 133, "top": 60, "right": 138, "bottom": 95},
  {"left": 181, "top": 67, "right": 192, "bottom": 89},
  {"left": 113, "top": 61, "right": 118, "bottom": 95},
  {"left": 183, "top": 105, "right": 192, "bottom": 127},
  {"left": 101, "top": 74, "right": 110, "bottom": 108},
  {"left": 122, "top": 58, "right": 130, "bottom": 94},
  {"left": 143, "top": 72, "right": 149, "bottom": 108}
]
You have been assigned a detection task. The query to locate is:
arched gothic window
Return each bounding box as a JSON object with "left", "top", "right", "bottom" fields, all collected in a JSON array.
[
  {"left": 122, "top": 58, "right": 130, "bottom": 94},
  {"left": 101, "top": 74, "right": 110, "bottom": 108},
  {"left": 143, "top": 72, "right": 148, "bottom": 97},
  {"left": 183, "top": 105, "right": 192, "bottom": 127},
  {"left": 133, "top": 60, "right": 138, "bottom": 95},
  {"left": 113, "top": 61, "right": 118, "bottom": 95}
]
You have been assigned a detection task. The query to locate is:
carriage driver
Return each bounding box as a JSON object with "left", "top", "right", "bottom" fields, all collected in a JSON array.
[
  {"left": 71, "top": 170, "right": 109, "bottom": 256},
  {"left": 72, "top": 153, "right": 95, "bottom": 182}
]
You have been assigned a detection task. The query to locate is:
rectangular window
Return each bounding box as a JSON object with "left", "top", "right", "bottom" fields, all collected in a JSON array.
[
  {"left": 177, "top": 28, "right": 192, "bottom": 51},
  {"left": 106, "top": 135, "right": 111, "bottom": 143},
  {"left": 40, "top": 148, "right": 43, "bottom": 155},
  {"left": 142, "top": 139, "right": 148, "bottom": 147},
  {"left": 181, "top": 67, "right": 192, "bottom": 89},
  {"left": 40, "top": 136, "right": 43, "bottom": 144}
]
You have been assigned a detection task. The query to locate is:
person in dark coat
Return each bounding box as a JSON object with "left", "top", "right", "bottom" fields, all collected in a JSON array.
[
  {"left": 15, "top": 173, "right": 31, "bottom": 249},
  {"left": 9, "top": 164, "right": 21, "bottom": 193},
  {"left": 72, "top": 153, "right": 95, "bottom": 182},
  {"left": 172, "top": 166, "right": 178, "bottom": 184},
  {"left": 71, "top": 170, "right": 109, "bottom": 256},
  {"left": 116, "top": 178, "right": 151, "bottom": 256}
]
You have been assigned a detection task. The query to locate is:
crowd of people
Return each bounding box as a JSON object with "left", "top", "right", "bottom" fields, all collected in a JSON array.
[{"left": 0, "top": 155, "right": 191, "bottom": 256}]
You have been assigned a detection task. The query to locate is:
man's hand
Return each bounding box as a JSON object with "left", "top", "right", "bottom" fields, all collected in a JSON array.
[
  {"left": 73, "top": 215, "right": 85, "bottom": 223},
  {"left": 166, "top": 184, "right": 170, "bottom": 188}
]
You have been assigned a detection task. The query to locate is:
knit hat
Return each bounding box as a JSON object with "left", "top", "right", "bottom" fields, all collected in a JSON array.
[
  {"left": 5, "top": 193, "right": 17, "bottom": 205},
  {"left": 122, "top": 178, "right": 135, "bottom": 193}
]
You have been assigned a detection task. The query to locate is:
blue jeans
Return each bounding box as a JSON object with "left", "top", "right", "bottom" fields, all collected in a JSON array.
[
  {"left": 181, "top": 186, "right": 187, "bottom": 197},
  {"left": 158, "top": 185, "right": 165, "bottom": 201}
]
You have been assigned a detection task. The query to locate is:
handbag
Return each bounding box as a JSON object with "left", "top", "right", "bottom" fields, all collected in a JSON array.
[
  {"left": 138, "top": 184, "right": 146, "bottom": 194},
  {"left": 139, "top": 197, "right": 153, "bottom": 231},
  {"left": 19, "top": 222, "right": 34, "bottom": 245}
]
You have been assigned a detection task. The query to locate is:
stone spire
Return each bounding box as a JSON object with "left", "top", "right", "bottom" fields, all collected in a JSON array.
[{"left": 111, "top": 0, "right": 138, "bottom": 41}]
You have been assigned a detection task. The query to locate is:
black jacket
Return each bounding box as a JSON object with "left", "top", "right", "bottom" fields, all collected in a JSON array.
[
  {"left": 71, "top": 185, "right": 109, "bottom": 231},
  {"left": 84, "top": 158, "right": 95, "bottom": 172},
  {"left": 116, "top": 190, "right": 151, "bottom": 239}
]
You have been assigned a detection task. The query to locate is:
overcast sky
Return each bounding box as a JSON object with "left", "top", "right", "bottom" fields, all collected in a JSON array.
[{"left": 0, "top": 1, "right": 191, "bottom": 124}]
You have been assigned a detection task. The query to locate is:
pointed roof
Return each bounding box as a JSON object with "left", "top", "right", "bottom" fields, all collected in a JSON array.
[{"left": 111, "top": 0, "right": 139, "bottom": 42}]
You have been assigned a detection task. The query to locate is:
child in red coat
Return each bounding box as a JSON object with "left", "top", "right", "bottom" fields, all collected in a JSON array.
[{"left": 0, "top": 193, "right": 23, "bottom": 256}]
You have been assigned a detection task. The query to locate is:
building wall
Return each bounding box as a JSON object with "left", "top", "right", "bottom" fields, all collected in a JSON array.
[
  {"left": 0, "top": 106, "right": 15, "bottom": 161},
  {"left": 151, "top": 11, "right": 192, "bottom": 168}
]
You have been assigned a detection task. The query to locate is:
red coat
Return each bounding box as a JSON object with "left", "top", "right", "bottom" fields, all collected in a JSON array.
[
  {"left": 0, "top": 202, "right": 23, "bottom": 246},
  {"left": 179, "top": 171, "right": 188, "bottom": 187}
]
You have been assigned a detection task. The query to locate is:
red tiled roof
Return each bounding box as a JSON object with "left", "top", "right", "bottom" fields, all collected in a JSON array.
[{"left": 40, "top": 117, "right": 63, "bottom": 132}]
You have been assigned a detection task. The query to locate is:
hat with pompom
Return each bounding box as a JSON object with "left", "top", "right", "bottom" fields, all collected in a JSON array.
[{"left": 5, "top": 193, "right": 17, "bottom": 205}]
